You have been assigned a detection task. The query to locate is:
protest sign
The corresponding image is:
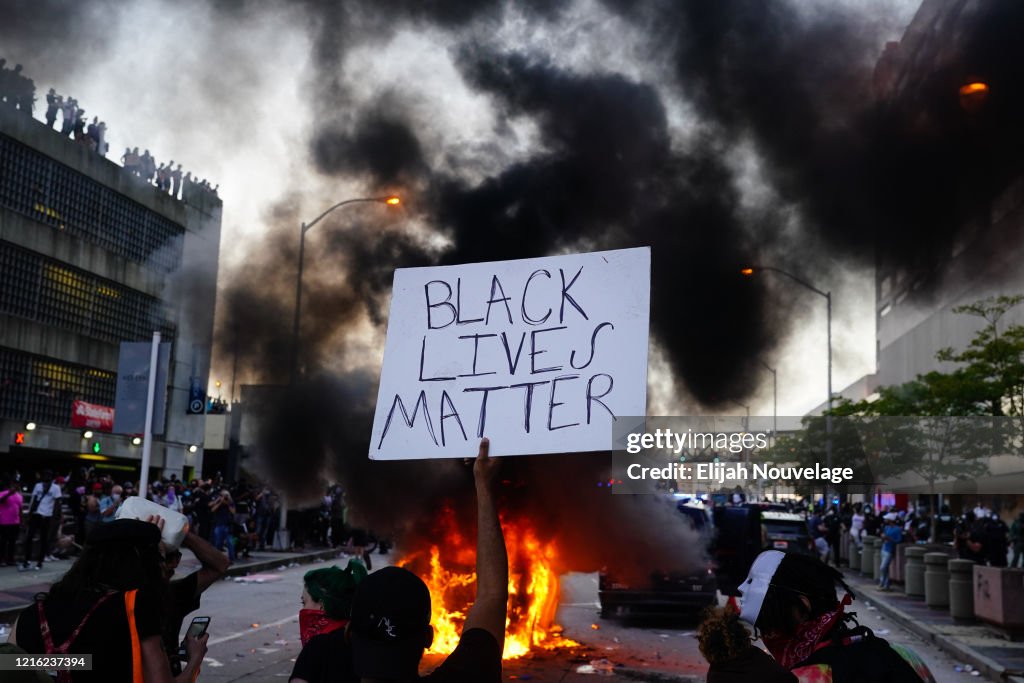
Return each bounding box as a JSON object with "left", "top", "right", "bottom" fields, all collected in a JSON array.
[{"left": 370, "top": 247, "right": 650, "bottom": 459}]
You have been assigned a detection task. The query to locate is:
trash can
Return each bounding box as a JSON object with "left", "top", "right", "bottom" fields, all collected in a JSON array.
[
  {"left": 904, "top": 546, "right": 927, "bottom": 598},
  {"left": 924, "top": 552, "right": 950, "bottom": 608},
  {"left": 848, "top": 538, "right": 861, "bottom": 572},
  {"left": 861, "top": 537, "right": 876, "bottom": 577},
  {"left": 949, "top": 559, "right": 975, "bottom": 620}
]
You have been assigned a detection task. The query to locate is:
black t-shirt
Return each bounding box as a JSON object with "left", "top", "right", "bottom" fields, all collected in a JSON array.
[
  {"left": 192, "top": 491, "right": 211, "bottom": 522},
  {"left": 16, "top": 589, "right": 161, "bottom": 681},
  {"left": 290, "top": 628, "right": 357, "bottom": 683},
  {"left": 421, "top": 628, "right": 502, "bottom": 682},
  {"left": 164, "top": 573, "right": 202, "bottom": 674}
]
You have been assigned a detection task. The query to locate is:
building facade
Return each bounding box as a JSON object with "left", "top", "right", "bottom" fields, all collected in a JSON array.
[{"left": 0, "top": 104, "right": 221, "bottom": 482}]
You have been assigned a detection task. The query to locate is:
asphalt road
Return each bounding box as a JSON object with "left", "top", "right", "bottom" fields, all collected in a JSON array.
[{"left": 183, "top": 559, "right": 975, "bottom": 682}]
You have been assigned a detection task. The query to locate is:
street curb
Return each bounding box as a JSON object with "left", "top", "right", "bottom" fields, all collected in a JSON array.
[
  {"left": 223, "top": 547, "right": 354, "bottom": 579},
  {"left": 0, "top": 548, "right": 356, "bottom": 625},
  {"left": 849, "top": 579, "right": 1011, "bottom": 683}
]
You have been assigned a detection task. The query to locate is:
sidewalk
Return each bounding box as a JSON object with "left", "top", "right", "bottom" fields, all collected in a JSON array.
[
  {"left": 842, "top": 570, "right": 1024, "bottom": 682},
  {"left": 0, "top": 544, "right": 355, "bottom": 625}
]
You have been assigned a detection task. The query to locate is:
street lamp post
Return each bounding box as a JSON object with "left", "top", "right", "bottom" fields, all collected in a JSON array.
[
  {"left": 759, "top": 360, "right": 778, "bottom": 442},
  {"left": 276, "top": 195, "right": 400, "bottom": 551},
  {"left": 290, "top": 196, "right": 400, "bottom": 383},
  {"left": 760, "top": 360, "right": 778, "bottom": 502},
  {"left": 742, "top": 266, "right": 833, "bottom": 505}
]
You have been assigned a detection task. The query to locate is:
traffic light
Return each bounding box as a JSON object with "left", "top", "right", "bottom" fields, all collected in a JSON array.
[
  {"left": 14, "top": 432, "right": 25, "bottom": 445},
  {"left": 91, "top": 441, "right": 102, "bottom": 454}
]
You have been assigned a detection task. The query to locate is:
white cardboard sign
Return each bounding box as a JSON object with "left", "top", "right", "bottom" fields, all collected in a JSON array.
[{"left": 370, "top": 247, "right": 650, "bottom": 459}]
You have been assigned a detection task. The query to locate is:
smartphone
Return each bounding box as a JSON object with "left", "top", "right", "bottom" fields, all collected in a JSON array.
[{"left": 178, "top": 616, "right": 211, "bottom": 660}]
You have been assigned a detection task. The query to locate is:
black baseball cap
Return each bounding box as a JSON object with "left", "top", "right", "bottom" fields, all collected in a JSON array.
[{"left": 350, "top": 566, "right": 432, "bottom": 680}]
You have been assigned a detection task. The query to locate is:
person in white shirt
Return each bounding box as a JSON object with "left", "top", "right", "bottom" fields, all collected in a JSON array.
[
  {"left": 20, "top": 470, "right": 62, "bottom": 570},
  {"left": 850, "top": 506, "right": 866, "bottom": 548}
]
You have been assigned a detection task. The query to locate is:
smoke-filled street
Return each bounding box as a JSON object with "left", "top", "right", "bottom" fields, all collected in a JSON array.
[
  {"left": 4, "top": 0, "right": 1024, "bottom": 681},
  {"left": 182, "top": 560, "right": 966, "bottom": 682}
]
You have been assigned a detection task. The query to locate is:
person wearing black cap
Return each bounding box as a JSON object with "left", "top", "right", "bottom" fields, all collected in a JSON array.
[
  {"left": 348, "top": 437, "right": 507, "bottom": 682},
  {"left": 736, "top": 550, "right": 933, "bottom": 682},
  {"left": 9, "top": 518, "right": 208, "bottom": 682}
]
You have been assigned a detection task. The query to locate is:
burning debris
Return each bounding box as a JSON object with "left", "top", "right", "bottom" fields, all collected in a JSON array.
[{"left": 398, "top": 504, "right": 579, "bottom": 660}]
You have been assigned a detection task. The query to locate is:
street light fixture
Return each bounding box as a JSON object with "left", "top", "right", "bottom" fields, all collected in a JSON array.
[
  {"left": 290, "top": 195, "right": 401, "bottom": 383},
  {"left": 282, "top": 194, "right": 400, "bottom": 552},
  {"left": 742, "top": 265, "right": 833, "bottom": 503},
  {"left": 759, "top": 360, "right": 778, "bottom": 441}
]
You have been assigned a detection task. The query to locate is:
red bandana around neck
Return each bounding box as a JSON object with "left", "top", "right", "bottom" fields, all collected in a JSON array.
[
  {"left": 762, "top": 594, "right": 853, "bottom": 670},
  {"left": 299, "top": 609, "right": 348, "bottom": 647}
]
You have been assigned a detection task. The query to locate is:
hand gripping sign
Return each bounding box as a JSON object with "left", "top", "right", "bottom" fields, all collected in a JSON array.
[{"left": 370, "top": 247, "right": 650, "bottom": 459}]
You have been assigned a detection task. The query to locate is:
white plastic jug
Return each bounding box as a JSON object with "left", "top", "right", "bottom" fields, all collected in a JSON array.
[{"left": 115, "top": 496, "right": 190, "bottom": 549}]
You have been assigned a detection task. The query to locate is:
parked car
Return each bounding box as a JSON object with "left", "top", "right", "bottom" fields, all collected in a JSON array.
[
  {"left": 598, "top": 502, "right": 717, "bottom": 619},
  {"left": 760, "top": 510, "right": 814, "bottom": 555}
]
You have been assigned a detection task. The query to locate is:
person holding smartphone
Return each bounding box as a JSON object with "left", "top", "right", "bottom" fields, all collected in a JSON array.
[{"left": 158, "top": 521, "right": 229, "bottom": 675}]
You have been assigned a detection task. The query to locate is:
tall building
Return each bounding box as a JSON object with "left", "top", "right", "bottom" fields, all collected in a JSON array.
[
  {"left": 873, "top": 0, "right": 1024, "bottom": 388},
  {"left": 0, "top": 103, "right": 221, "bottom": 482},
  {"left": 820, "top": 0, "right": 1024, "bottom": 505}
]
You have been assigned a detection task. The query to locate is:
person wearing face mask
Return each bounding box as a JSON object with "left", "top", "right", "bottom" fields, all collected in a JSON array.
[
  {"left": 735, "top": 551, "right": 934, "bottom": 682},
  {"left": 290, "top": 559, "right": 368, "bottom": 683},
  {"left": 99, "top": 485, "right": 123, "bottom": 524}
]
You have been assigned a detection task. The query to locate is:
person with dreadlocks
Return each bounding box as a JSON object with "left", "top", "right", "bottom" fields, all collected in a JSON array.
[
  {"left": 736, "top": 550, "right": 934, "bottom": 682},
  {"left": 698, "top": 604, "right": 797, "bottom": 682}
]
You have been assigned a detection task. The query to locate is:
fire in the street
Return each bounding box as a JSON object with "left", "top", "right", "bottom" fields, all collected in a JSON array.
[{"left": 399, "top": 505, "right": 579, "bottom": 659}]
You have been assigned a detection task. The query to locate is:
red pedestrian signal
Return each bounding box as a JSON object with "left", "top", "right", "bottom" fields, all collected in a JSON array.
[{"left": 14, "top": 432, "right": 25, "bottom": 445}]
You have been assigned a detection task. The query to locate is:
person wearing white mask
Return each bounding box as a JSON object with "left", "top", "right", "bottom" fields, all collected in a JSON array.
[{"left": 733, "top": 550, "right": 933, "bottom": 681}]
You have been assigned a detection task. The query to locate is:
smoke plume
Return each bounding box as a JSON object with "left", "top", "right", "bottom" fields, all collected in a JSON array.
[{"left": 7, "top": 0, "right": 1024, "bottom": 571}]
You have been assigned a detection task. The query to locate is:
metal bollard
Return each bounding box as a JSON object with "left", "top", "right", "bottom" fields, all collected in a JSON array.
[
  {"left": 948, "top": 559, "right": 975, "bottom": 620},
  {"left": 924, "top": 552, "right": 950, "bottom": 608},
  {"left": 861, "top": 537, "right": 876, "bottom": 577},
  {"left": 904, "top": 546, "right": 927, "bottom": 598},
  {"left": 848, "top": 538, "right": 861, "bottom": 572}
]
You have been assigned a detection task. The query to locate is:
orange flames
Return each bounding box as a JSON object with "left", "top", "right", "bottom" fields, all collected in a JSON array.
[{"left": 398, "top": 505, "right": 578, "bottom": 659}]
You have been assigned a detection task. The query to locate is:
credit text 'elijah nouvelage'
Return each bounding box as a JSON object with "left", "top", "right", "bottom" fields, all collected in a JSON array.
[{"left": 625, "top": 462, "right": 855, "bottom": 485}]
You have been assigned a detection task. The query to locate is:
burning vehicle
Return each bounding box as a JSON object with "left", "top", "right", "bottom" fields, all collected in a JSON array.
[{"left": 597, "top": 501, "right": 717, "bottom": 619}]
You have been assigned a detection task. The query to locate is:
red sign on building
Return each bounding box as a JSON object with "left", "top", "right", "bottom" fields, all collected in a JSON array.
[{"left": 70, "top": 400, "right": 115, "bottom": 431}]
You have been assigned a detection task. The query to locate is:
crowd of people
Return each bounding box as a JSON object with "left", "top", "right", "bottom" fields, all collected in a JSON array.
[
  {"left": 803, "top": 500, "right": 1019, "bottom": 574},
  {"left": 0, "top": 467, "right": 384, "bottom": 573},
  {"left": 0, "top": 58, "right": 218, "bottom": 202},
  {"left": 120, "top": 147, "right": 218, "bottom": 201},
  {"left": 1, "top": 439, "right": 507, "bottom": 682},
  {"left": 0, "top": 59, "right": 35, "bottom": 114}
]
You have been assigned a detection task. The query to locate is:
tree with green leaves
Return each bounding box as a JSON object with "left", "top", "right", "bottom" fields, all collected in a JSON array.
[{"left": 826, "top": 295, "right": 1024, "bottom": 536}]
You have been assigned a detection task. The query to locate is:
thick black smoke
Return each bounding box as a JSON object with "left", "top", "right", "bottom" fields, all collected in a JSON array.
[
  {"left": 226, "top": 0, "right": 1024, "bottom": 567},
  {"left": 8, "top": 0, "right": 1023, "bottom": 568}
]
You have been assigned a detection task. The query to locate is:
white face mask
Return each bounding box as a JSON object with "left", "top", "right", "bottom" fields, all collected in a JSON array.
[
  {"left": 112, "top": 494, "right": 121, "bottom": 502},
  {"left": 738, "top": 550, "right": 785, "bottom": 626}
]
